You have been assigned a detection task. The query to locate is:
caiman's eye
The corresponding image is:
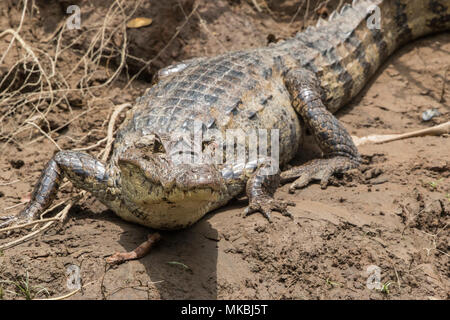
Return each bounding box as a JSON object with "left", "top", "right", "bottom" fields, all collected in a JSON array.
[
  {"left": 152, "top": 138, "right": 165, "bottom": 153},
  {"left": 135, "top": 134, "right": 166, "bottom": 154}
]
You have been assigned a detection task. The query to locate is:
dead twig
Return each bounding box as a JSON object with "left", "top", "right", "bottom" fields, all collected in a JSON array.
[
  {"left": 0, "top": 0, "right": 138, "bottom": 157},
  {"left": 352, "top": 121, "right": 450, "bottom": 146},
  {"left": 106, "top": 233, "right": 161, "bottom": 265},
  {"left": 439, "top": 65, "right": 449, "bottom": 103},
  {"left": 2, "top": 203, "right": 26, "bottom": 211},
  {"left": 0, "top": 196, "right": 76, "bottom": 250},
  {"left": 195, "top": 12, "right": 227, "bottom": 52},
  {"left": 0, "top": 217, "right": 61, "bottom": 233},
  {"left": 25, "top": 121, "right": 62, "bottom": 151},
  {"left": 251, "top": 0, "right": 263, "bottom": 12},
  {"left": 0, "top": 180, "right": 20, "bottom": 186},
  {"left": 99, "top": 103, "right": 131, "bottom": 162},
  {"left": 36, "top": 280, "right": 96, "bottom": 301}
]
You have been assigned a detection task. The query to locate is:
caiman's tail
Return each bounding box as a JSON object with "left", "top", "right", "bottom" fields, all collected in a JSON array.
[
  {"left": 282, "top": 0, "right": 450, "bottom": 112},
  {"left": 373, "top": 0, "right": 450, "bottom": 56},
  {"left": 321, "top": 0, "right": 450, "bottom": 54},
  {"left": 389, "top": 0, "right": 450, "bottom": 42}
]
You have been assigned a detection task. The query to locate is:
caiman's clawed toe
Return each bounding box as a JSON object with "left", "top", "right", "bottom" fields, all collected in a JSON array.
[
  {"left": 0, "top": 210, "right": 33, "bottom": 229},
  {"left": 243, "top": 197, "right": 295, "bottom": 221},
  {"left": 242, "top": 158, "right": 296, "bottom": 222},
  {"left": 0, "top": 215, "right": 18, "bottom": 229},
  {"left": 282, "top": 156, "right": 360, "bottom": 193}
]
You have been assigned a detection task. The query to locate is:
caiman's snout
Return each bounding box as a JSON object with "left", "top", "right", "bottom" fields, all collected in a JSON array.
[
  {"left": 117, "top": 131, "right": 225, "bottom": 193},
  {"left": 117, "top": 146, "right": 226, "bottom": 229},
  {"left": 118, "top": 144, "right": 224, "bottom": 193},
  {"left": 171, "top": 163, "right": 224, "bottom": 192},
  {"left": 119, "top": 155, "right": 223, "bottom": 192}
]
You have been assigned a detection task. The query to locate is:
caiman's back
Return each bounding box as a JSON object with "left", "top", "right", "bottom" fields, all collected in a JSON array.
[
  {"left": 114, "top": 0, "right": 450, "bottom": 166},
  {"left": 112, "top": 49, "right": 302, "bottom": 168}
]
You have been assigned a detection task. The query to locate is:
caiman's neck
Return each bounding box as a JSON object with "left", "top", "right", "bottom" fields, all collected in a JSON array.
[{"left": 274, "top": 0, "right": 450, "bottom": 113}]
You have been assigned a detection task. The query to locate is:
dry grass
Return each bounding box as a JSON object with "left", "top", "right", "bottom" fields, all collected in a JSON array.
[
  {"left": 0, "top": 0, "right": 140, "bottom": 156},
  {"left": 0, "top": 0, "right": 139, "bottom": 251}
]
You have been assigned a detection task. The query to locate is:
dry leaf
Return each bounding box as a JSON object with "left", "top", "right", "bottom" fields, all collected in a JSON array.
[{"left": 127, "top": 17, "right": 153, "bottom": 29}]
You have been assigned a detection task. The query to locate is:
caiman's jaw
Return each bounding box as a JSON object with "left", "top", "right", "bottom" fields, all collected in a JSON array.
[{"left": 116, "top": 155, "right": 227, "bottom": 229}]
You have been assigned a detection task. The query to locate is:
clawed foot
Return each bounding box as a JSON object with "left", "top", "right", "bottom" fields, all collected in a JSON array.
[
  {"left": 1, "top": 202, "right": 40, "bottom": 230},
  {"left": 243, "top": 197, "right": 295, "bottom": 222},
  {"left": 288, "top": 160, "right": 334, "bottom": 193},
  {"left": 281, "top": 156, "right": 359, "bottom": 194},
  {"left": 0, "top": 215, "right": 19, "bottom": 229}
]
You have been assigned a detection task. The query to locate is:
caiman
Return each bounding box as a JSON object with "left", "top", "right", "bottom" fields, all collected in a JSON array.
[{"left": 1, "top": 0, "right": 449, "bottom": 261}]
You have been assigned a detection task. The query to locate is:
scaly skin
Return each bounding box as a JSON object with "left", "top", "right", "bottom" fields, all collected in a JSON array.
[{"left": 2, "top": 0, "right": 449, "bottom": 231}]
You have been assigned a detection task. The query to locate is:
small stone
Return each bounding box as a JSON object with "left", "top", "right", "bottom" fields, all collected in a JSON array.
[
  {"left": 422, "top": 108, "right": 440, "bottom": 121},
  {"left": 10, "top": 159, "right": 24, "bottom": 169},
  {"left": 387, "top": 69, "right": 400, "bottom": 77},
  {"left": 371, "top": 176, "right": 388, "bottom": 185}
]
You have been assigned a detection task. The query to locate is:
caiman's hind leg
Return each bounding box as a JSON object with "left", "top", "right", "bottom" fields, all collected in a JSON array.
[
  {"left": 0, "top": 151, "right": 111, "bottom": 228},
  {"left": 282, "top": 69, "right": 361, "bottom": 193}
]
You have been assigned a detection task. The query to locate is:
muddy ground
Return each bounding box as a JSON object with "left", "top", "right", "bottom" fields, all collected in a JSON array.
[{"left": 0, "top": 0, "right": 448, "bottom": 300}]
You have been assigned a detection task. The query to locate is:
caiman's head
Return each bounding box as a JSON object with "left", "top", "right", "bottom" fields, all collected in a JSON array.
[{"left": 117, "top": 132, "right": 228, "bottom": 229}]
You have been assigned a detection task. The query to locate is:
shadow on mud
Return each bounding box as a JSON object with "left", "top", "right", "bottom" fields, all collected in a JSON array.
[{"left": 98, "top": 209, "right": 220, "bottom": 299}]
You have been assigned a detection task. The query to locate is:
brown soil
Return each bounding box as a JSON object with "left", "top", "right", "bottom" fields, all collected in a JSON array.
[{"left": 0, "top": 0, "right": 449, "bottom": 300}]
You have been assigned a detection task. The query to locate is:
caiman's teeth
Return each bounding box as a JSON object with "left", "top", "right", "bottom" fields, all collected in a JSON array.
[
  {"left": 352, "top": 0, "right": 360, "bottom": 8},
  {"left": 340, "top": 3, "right": 352, "bottom": 14},
  {"left": 316, "top": 17, "right": 327, "bottom": 27},
  {"left": 329, "top": 10, "right": 338, "bottom": 21}
]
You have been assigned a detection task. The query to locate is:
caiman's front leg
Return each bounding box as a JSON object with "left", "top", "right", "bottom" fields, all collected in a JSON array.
[
  {"left": 245, "top": 161, "right": 295, "bottom": 221},
  {"left": 0, "top": 151, "right": 111, "bottom": 228},
  {"left": 282, "top": 69, "right": 361, "bottom": 193},
  {"left": 223, "top": 158, "right": 295, "bottom": 221}
]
